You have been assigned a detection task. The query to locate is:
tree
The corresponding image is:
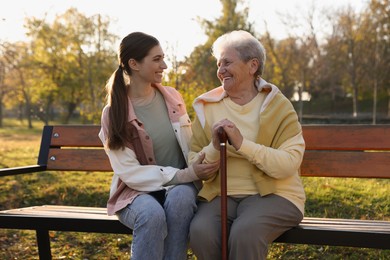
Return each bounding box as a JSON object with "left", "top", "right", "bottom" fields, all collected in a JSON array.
[
  {"left": 323, "top": 1, "right": 390, "bottom": 120},
  {"left": 1, "top": 42, "right": 37, "bottom": 128},
  {"left": 336, "top": 6, "right": 367, "bottom": 117},
  {"left": 24, "top": 8, "right": 117, "bottom": 124},
  {"left": 183, "top": 0, "right": 255, "bottom": 94},
  {"left": 262, "top": 34, "right": 300, "bottom": 98},
  {"left": 364, "top": 0, "right": 390, "bottom": 121}
]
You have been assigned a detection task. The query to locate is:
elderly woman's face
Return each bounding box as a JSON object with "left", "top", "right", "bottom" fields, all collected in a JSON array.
[{"left": 216, "top": 47, "right": 254, "bottom": 93}]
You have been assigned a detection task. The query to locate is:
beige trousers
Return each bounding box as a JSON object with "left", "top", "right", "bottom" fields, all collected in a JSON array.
[{"left": 189, "top": 194, "right": 303, "bottom": 260}]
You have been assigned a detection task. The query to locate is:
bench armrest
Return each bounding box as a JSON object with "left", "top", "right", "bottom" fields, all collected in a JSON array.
[{"left": 0, "top": 165, "right": 47, "bottom": 177}]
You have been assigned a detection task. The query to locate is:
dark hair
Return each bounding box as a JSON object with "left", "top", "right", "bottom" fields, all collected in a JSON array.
[{"left": 105, "top": 32, "right": 160, "bottom": 150}]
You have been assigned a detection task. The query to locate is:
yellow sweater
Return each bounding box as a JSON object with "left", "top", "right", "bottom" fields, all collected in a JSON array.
[{"left": 189, "top": 79, "right": 306, "bottom": 214}]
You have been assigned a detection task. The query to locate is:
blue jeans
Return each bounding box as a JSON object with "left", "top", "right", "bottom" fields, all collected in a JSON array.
[{"left": 117, "top": 183, "right": 197, "bottom": 260}]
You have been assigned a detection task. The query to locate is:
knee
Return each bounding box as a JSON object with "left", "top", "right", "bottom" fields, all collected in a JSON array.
[
  {"left": 190, "top": 216, "right": 218, "bottom": 242},
  {"left": 189, "top": 218, "right": 204, "bottom": 239},
  {"left": 137, "top": 204, "right": 166, "bottom": 230},
  {"left": 230, "top": 221, "right": 266, "bottom": 247},
  {"left": 165, "top": 185, "right": 197, "bottom": 213}
]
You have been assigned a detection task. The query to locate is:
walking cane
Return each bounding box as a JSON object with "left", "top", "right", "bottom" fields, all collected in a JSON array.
[{"left": 217, "top": 127, "right": 228, "bottom": 260}]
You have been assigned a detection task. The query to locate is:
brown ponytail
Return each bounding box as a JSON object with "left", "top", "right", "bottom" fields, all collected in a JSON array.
[
  {"left": 103, "top": 32, "right": 159, "bottom": 150},
  {"left": 106, "top": 67, "right": 129, "bottom": 150}
]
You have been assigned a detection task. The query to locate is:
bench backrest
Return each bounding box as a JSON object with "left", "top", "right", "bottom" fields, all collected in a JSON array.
[
  {"left": 301, "top": 125, "right": 390, "bottom": 178},
  {"left": 40, "top": 125, "right": 390, "bottom": 178}
]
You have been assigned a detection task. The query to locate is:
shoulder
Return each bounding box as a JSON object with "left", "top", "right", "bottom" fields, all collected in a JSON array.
[
  {"left": 101, "top": 105, "right": 110, "bottom": 117},
  {"left": 155, "top": 84, "right": 185, "bottom": 105},
  {"left": 100, "top": 105, "right": 111, "bottom": 125},
  {"left": 160, "top": 85, "right": 181, "bottom": 97}
]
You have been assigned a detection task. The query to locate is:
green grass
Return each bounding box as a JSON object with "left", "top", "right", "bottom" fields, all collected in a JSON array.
[{"left": 0, "top": 119, "right": 389, "bottom": 259}]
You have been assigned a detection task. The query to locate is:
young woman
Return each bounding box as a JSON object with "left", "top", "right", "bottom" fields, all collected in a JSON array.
[{"left": 99, "top": 32, "right": 218, "bottom": 260}]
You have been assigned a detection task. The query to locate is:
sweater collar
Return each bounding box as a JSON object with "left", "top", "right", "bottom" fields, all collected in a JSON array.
[{"left": 192, "top": 78, "right": 280, "bottom": 127}]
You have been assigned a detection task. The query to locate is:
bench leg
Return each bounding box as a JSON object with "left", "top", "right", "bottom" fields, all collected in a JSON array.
[{"left": 36, "top": 229, "right": 52, "bottom": 260}]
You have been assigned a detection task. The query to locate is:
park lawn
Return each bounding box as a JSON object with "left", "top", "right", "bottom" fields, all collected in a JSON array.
[{"left": 0, "top": 121, "right": 389, "bottom": 259}]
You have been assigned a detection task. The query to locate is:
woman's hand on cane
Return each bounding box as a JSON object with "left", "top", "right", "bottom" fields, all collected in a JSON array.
[{"left": 212, "top": 119, "right": 243, "bottom": 151}]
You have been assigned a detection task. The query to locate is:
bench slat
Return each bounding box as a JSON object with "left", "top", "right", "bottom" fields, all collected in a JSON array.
[
  {"left": 50, "top": 125, "right": 102, "bottom": 147},
  {"left": 0, "top": 205, "right": 131, "bottom": 234},
  {"left": 1, "top": 206, "right": 115, "bottom": 220},
  {"left": 47, "top": 149, "right": 111, "bottom": 171},
  {"left": 303, "top": 125, "right": 390, "bottom": 150},
  {"left": 302, "top": 217, "right": 390, "bottom": 226},
  {"left": 301, "top": 151, "right": 390, "bottom": 178}
]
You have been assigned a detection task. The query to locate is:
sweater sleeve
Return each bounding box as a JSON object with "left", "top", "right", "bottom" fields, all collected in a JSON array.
[
  {"left": 188, "top": 115, "right": 220, "bottom": 164},
  {"left": 104, "top": 147, "right": 181, "bottom": 191},
  {"left": 164, "top": 165, "right": 199, "bottom": 185},
  {"left": 238, "top": 132, "right": 305, "bottom": 179},
  {"left": 99, "top": 106, "right": 178, "bottom": 192}
]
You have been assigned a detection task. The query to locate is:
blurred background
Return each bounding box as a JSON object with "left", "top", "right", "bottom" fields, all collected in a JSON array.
[{"left": 0, "top": 0, "right": 389, "bottom": 127}]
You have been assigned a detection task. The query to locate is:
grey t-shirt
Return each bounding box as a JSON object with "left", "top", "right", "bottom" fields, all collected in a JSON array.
[{"left": 133, "top": 90, "right": 186, "bottom": 169}]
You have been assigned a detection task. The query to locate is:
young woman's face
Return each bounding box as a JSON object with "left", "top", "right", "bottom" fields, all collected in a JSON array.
[{"left": 137, "top": 45, "right": 167, "bottom": 84}]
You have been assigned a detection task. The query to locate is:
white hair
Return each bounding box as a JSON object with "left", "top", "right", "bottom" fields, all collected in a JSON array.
[{"left": 211, "top": 30, "right": 266, "bottom": 76}]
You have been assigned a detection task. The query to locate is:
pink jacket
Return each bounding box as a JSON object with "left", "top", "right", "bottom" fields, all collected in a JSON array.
[{"left": 99, "top": 84, "right": 192, "bottom": 215}]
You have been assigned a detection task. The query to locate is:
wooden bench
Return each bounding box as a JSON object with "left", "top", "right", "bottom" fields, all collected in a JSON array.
[{"left": 0, "top": 124, "right": 389, "bottom": 259}]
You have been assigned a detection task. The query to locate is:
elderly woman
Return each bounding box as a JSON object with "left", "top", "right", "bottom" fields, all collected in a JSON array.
[{"left": 188, "top": 30, "right": 306, "bottom": 260}]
